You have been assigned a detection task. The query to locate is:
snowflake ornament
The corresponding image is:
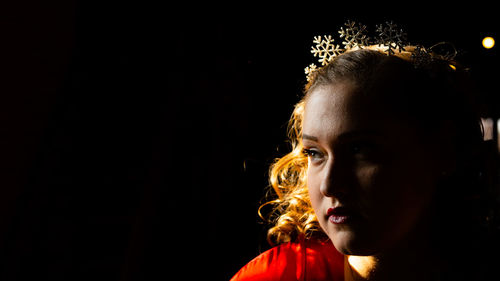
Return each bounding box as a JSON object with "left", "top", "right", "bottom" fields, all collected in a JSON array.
[
  {"left": 375, "top": 21, "right": 407, "bottom": 55},
  {"left": 310, "top": 35, "right": 342, "bottom": 65},
  {"left": 304, "top": 20, "right": 439, "bottom": 82},
  {"left": 338, "top": 21, "right": 370, "bottom": 49},
  {"left": 411, "top": 45, "right": 432, "bottom": 68},
  {"left": 304, "top": 63, "right": 318, "bottom": 81}
]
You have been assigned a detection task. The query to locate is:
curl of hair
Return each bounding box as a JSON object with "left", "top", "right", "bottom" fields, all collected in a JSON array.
[{"left": 259, "top": 100, "right": 326, "bottom": 245}]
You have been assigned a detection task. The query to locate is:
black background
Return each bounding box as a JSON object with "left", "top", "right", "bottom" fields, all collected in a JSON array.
[{"left": 0, "top": 3, "right": 499, "bottom": 280}]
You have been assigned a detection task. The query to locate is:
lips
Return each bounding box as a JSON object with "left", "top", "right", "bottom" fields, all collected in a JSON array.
[{"left": 327, "top": 206, "right": 356, "bottom": 224}]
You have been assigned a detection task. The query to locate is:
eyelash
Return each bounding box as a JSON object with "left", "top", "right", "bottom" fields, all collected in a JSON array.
[
  {"left": 349, "top": 142, "right": 375, "bottom": 156},
  {"left": 302, "top": 148, "right": 324, "bottom": 162},
  {"left": 302, "top": 148, "right": 316, "bottom": 157},
  {"left": 302, "top": 143, "right": 376, "bottom": 162}
]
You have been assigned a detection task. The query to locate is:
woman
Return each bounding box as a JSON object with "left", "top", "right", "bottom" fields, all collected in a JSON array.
[{"left": 231, "top": 28, "right": 498, "bottom": 281}]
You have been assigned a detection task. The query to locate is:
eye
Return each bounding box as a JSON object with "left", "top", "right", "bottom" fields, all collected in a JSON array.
[
  {"left": 302, "top": 148, "right": 325, "bottom": 163},
  {"left": 348, "top": 141, "right": 377, "bottom": 159}
]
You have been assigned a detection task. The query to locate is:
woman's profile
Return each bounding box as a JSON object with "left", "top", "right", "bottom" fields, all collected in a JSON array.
[{"left": 231, "top": 22, "right": 498, "bottom": 281}]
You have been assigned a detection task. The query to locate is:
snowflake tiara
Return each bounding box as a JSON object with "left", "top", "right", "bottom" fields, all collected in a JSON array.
[{"left": 305, "top": 21, "right": 457, "bottom": 81}]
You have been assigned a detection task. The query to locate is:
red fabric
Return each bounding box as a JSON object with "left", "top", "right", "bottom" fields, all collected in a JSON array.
[{"left": 230, "top": 239, "right": 344, "bottom": 281}]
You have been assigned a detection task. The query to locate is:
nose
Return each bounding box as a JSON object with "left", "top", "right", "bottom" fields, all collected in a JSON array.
[{"left": 319, "top": 157, "right": 350, "bottom": 199}]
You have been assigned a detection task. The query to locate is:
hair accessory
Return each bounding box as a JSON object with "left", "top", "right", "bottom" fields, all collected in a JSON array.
[
  {"left": 338, "top": 21, "right": 370, "bottom": 50},
  {"left": 375, "top": 21, "right": 407, "bottom": 55},
  {"left": 411, "top": 45, "right": 432, "bottom": 68},
  {"left": 310, "top": 35, "right": 342, "bottom": 66},
  {"left": 305, "top": 21, "right": 457, "bottom": 81},
  {"left": 304, "top": 63, "right": 318, "bottom": 81}
]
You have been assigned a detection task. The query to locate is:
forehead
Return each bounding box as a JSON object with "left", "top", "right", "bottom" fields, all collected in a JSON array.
[
  {"left": 305, "top": 82, "right": 359, "bottom": 113},
  {"left": 303, "top": 82, "right": 406, "bottom": 139}
]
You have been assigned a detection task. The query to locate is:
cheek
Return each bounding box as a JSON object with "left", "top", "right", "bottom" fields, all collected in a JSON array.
[
  {"left": 306, "top": 168, "right": 328, "bottom": 229},
  {"left": 358, "top": 156, "right": 435, "bottom": 206},
  {"left": 360, "top": 162, "right": 436, "bottom": 235},
  {"left": 307, "top": 169, "right": 322, "bottom": 212}
]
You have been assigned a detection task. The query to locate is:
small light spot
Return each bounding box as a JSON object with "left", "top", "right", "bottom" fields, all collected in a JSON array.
[{"left": 482, "top": 37, "right": 495, "bottom": 49}]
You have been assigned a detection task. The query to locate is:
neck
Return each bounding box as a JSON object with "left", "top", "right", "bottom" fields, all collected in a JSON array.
[
  {"left": 345, "top": 251, "right": 437, "bottom": 281},
  {"left": 344, "top": 224, "right": 439, "bottom": 281},
  {"left": 345, "top": 255, "right": 378, "bottom": 280}
]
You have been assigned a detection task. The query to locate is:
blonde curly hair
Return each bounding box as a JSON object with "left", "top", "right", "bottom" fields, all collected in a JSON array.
[
  {"left": 260, "top": 45, "right": 481, "bottom": 246},
  {"left": 259, "top": 98, "right": 322, "bottom": 245}
]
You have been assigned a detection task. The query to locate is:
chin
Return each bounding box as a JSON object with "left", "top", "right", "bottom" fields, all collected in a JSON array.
[{"left": 328, "top": 229, "right": 379, "bottom": 256}]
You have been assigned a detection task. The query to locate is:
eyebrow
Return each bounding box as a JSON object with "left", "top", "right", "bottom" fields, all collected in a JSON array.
[
  {"left": 302, "top": 130, "right": 380, "bottom": 142},
  {"left": 302, "top": 134, "right": 319, "bottom": 141}
]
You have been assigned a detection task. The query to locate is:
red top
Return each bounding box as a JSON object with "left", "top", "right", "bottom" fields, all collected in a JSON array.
[{"left": 230, "top": 239, "right": 344, "bottom": 281}]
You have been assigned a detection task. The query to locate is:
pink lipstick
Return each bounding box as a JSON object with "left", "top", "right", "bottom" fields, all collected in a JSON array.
[{"left": 327, "top": 207, "right": 354, "bottom": 224}]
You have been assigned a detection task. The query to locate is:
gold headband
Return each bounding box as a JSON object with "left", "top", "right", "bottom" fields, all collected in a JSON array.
[{"left": 305, "top": 21, "right": 457, "bottom": 81}]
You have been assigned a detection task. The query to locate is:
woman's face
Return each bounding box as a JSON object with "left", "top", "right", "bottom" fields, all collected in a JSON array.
[{"left": 303, "top": 81, "right": 443, "bottom": 256}]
